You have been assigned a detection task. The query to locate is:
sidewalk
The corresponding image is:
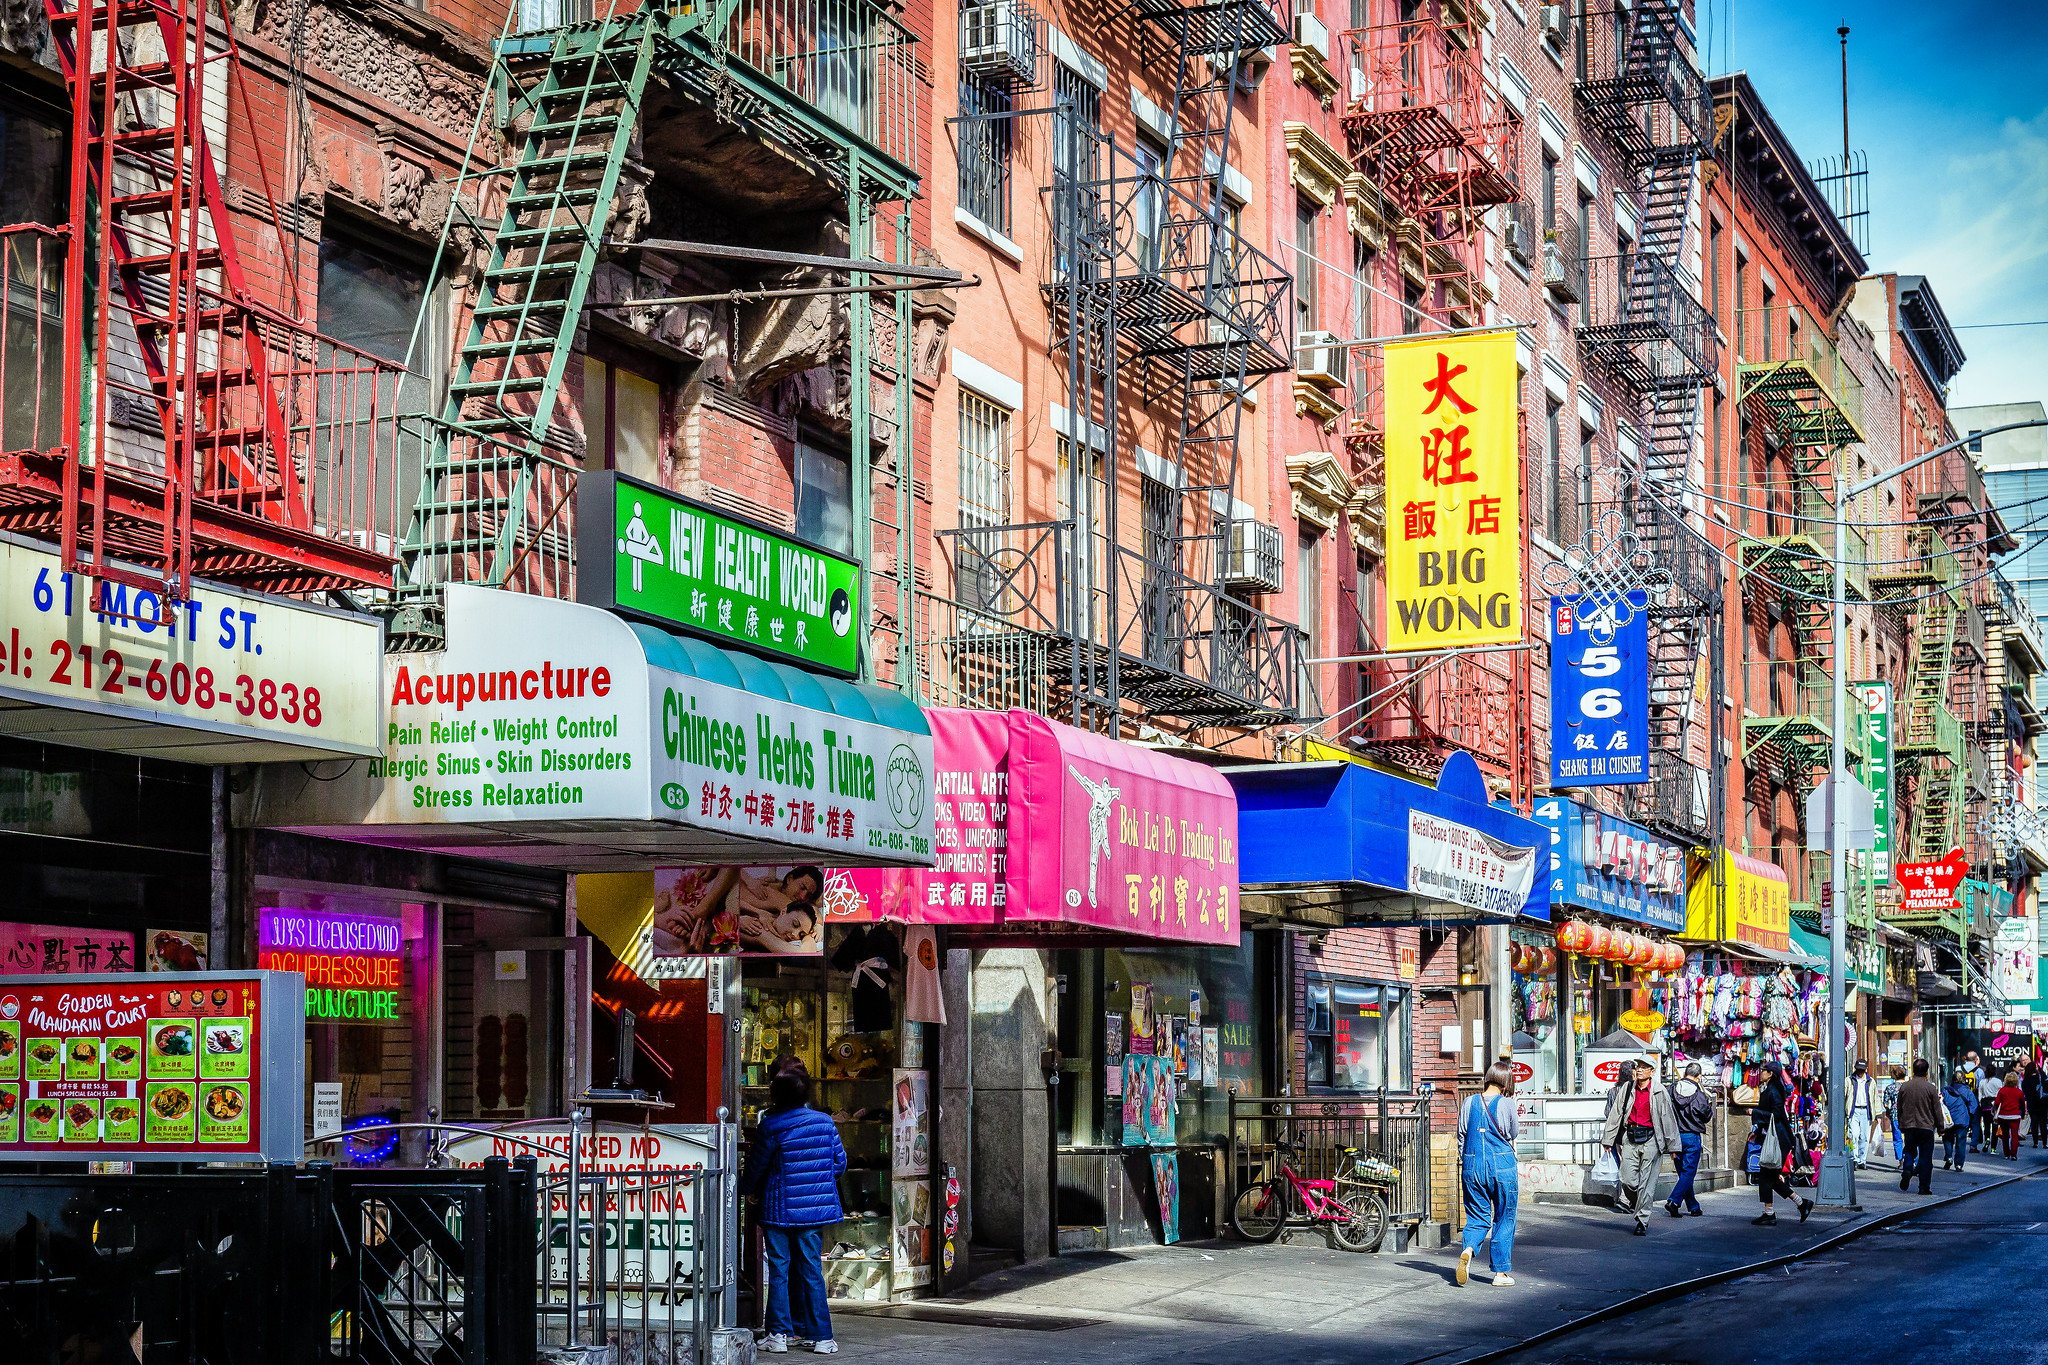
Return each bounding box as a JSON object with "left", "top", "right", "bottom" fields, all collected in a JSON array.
[{"left": 824, "top": 1147, "right": 2047, "bottom": 1365}]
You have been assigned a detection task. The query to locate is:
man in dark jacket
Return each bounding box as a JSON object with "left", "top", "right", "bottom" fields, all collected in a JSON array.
[
  {"left": 1663, "top": 1062, "right": 1714, "bottom": 1217},
  {"left": 1896, "top": 1058, "right": 1944, "bottom": 1196},
  {"left": 1601, "top": 1057, "right": 1681, "bottom": 1235},
  {"left": 748, "top": 1072, "right": 849, "bottom": 1354}
]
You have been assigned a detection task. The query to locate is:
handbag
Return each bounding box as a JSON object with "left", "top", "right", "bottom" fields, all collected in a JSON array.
[
  {"left": 1759, "top": 1123, "right": 1784, "bottom": 1167},
  {"left": 1590, "top": 1148, "right": 1620, "bottom": 1186},
  {"left": 1744, "top": 1139, "right": 1761, "bottom": 1175}
]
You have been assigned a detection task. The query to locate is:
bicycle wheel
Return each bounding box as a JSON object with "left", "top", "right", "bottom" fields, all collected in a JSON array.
[
  {"left": 1330, "top": 1189, "right": 1388, "bottom": 1254},
  {"left": 1229, "top": 1180, "right": 1289, "bottom": 1242}
]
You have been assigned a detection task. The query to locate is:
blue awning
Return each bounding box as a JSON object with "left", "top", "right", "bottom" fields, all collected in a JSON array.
[{"left": 1224, "top": 750, "right": 1550, "bottom": 925}]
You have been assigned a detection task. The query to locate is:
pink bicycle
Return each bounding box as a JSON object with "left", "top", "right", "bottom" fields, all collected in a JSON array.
[{"left": 1230, "top": 1140, "right": 1397, "bottom": 1253}]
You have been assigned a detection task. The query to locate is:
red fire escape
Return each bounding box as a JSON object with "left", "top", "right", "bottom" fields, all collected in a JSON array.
[
  {"left": 1340, "top": 0, "right": 1515, "bottom": 307},
  {"left": 0, "top": 0, "right": 403, "bottom": 600}
]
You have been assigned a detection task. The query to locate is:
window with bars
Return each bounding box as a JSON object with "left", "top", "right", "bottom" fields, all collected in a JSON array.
[
  {"left": 1056, "top": 435, "right": 1105, "bottom": 639},
  {"left": 959, "top": 73, "right": 1013, "bottom": 235},
  {"left": 956, "top": 391, "right": 1012, "bottom": 613}
]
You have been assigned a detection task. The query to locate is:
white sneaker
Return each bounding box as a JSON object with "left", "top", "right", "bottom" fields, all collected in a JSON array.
[
  {"left": 1493, "top": 1273, "right": 1515, "bottom": 1286},
  {"left": 761, "top": 1334, "right": 790, "bottom": 1354},
  {"left": 1456, "top": 1247, "right": 1471, "bottom": 1286},
  {"left": 813, "top": 1342, "right": 839, "bottom": 1355}
]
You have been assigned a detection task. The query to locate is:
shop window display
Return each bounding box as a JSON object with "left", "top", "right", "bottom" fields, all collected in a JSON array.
[
  {"left": 1304, "top": 980, "right": 1410, "bottom": 1092},
  {"left": 740, "top": 924, "right": 934, "bottom": 1302}
]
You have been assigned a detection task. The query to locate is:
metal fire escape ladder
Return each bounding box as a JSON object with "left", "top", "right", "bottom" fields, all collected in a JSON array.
[
  {"left": 1898, "top": 589, "right": 1964, "bottom": 860},
  {"left": 391, "top": 14, "right": 670, "bottom": 642}
]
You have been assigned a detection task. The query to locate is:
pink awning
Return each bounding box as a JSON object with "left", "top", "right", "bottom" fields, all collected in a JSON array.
[{"left": 828, "top": 708, "right": 1240, "bottom": 945}]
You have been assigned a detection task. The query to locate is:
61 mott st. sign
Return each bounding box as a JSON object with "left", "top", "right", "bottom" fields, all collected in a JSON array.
[{"left": 1383, "top": 331, "right": 1522, "bottom": 652}]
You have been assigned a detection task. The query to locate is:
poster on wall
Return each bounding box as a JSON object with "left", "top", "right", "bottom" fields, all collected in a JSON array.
[
  {"left": 0, "top": 971, "right": 301, "bottom": 1161},
  {"left": 1201, "top": 1027, "right": 1220, "bottom": 1088},
  {"left": 1995, "top": 916, "right": 2040, "bottom": 1004},
  {"left": 1151, "top": 1152, "right": 1180, "bottom": 1245},
  {"left": 1121, "top": 1055, "right": 1176, "bottom": 1146},
  {"left": 1, "top": 924, "right": 135, "bottom": 976},
  {"left": 145, "top": 931, "right": 208, "bottom": 973},
  {"left": 892, "top": 1069, "right": 930, "bottom": 1178},
  {"left": 645, "top": 866, "right": 829, "bottom": 958},
  {"left": 892, "top": 1178, "right": 933, "bottom": 1289},
  {"left": 1128, "top": 985, "right": 1155, "bottom": 1055}
]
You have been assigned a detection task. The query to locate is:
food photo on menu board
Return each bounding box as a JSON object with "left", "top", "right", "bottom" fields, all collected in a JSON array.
[{"left": 0, "top": 972, "right": 292, "bottom": 1156}]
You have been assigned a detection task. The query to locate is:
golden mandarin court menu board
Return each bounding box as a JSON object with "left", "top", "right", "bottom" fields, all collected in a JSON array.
[{"left": 0, "top": 970, "right": 304, "bottom": 1162}]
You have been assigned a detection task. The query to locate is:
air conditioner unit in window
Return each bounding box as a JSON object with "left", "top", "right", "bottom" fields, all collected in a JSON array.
[
  {"left": 1223, "top": 518, "right": 1285, "bottom": 594},
  {"left": 1295, "top": 330, "right": 1347, "bottom": 387},
  {"left": 1291, "top": 11, "right": 1330, "bottom": 63},
  {"left": 959, "top": 0, "right": 1042, "bottom": 87},
  {"left": 1503, "top": 211, "right": 1533, "bottom": 265},
  {"left": 1538, "top": 1, "right": 1568, "bottom": 47}
]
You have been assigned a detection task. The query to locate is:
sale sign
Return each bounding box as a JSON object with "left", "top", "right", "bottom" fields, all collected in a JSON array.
[
  {"left": 0, "top": 970, "right": 302, "bottom": 1162},
  {"left": 1383, "top": 331, "right": 1522, "bottom": 651},
  {"left": 1897, "top": 849, "right": 1967, "bottom": 915}
]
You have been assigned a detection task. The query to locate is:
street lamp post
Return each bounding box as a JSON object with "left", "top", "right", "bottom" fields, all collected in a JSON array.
[{"left": 1818, "top": 417, "right": 2048, "bottom": 1208}]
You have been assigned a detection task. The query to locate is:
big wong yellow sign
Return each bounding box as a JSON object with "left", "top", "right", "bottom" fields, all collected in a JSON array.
[{"left": 1382, "top": 331, "right": 1522, "bottom": 651}]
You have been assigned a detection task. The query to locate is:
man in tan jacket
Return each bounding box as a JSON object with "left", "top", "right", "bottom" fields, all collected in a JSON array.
[
  {"left": 1895, "top": 1058, "right": 1945, "bottom": 1195},
  {"left": 1600, "top": 1057, "right": 1681, "bottom": 1235}
]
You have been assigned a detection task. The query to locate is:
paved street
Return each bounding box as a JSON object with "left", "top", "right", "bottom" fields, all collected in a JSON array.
[{"left": 827, "top": 1150, "right": 2048, "bottom": 1365}]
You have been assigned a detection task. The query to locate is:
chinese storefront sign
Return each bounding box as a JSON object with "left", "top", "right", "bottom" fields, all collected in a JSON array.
[
  {"left": 1897, "top": 850, "right": 1967, "bottom": 915},
  {"left": 1995, "top": 915, "right": 2039, "bottom": 1002},
  {"left": 1533, "top": 799, "right": 1685, "bottom": 929},
  {"left": 1407, "top": 810, "right": 1537, "bottom": 917},
  {"left": 0, "top": 924, "right": 135, "bottom": 976},
  {"left": 1851, "top": 682, "right": 1893, "bottom": 881},
  {"left": 1383, "top": 331, "right": 1521, "bottom": 651},
  {"left": 581, "top": 474, "right": 864, "bottom": 677},
  {"left": 1683, "top": 850, "right": 1790, "bottom": 953},
  {"left": 0, "top": 533, "right": 379, "bottom": 757},
  {"left": 0, "top": 970, "right": 301, "bottom": 1161},
  {"left": 1548, "top": 594, "right": 1649, "bottom": 786},
  {"left": 257, "top": 908, "right": 405, "bottom": 1022}
]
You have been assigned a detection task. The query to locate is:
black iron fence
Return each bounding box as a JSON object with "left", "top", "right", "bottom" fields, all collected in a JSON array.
[{"left": 1227, "top": 1093, "right": 1432, "bottom": 1225}]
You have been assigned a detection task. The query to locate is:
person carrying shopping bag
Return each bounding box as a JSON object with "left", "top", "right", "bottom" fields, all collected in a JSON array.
[
  {"left": 1748, "top": 1063, "right": 1812, "bottom": 1226},
  {"left": 1941, "top": 1067, "right": 1976, "bottom": 1171},
  {"left": 1456, "top": 1062, "right": 1521, "bottom": 1287}
]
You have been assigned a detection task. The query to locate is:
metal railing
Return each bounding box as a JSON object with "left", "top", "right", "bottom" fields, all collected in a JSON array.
[
  {"left": 397, "top": 419, "right": 580, "bottom": 607},
  {"left": 1576, "top": 250, "right": 1717, "bottom": 388},
  {"left": 725, "top": 0, "right": 924, "bottom": 169},
  {"left": 1572, "top": 2, "right": 1711, "bottom": 163},
  {"left": 1542, "top": 220, "right": 1583, "bottom": 302},
  {"left": 1734, "top": 304, "right": 1865, "bottom": 441},
  {"left": 1228, "top": 1093, "right": 1432, "bottom": 1226},
  {"left": 1741, "top": 658, "right": 1870, "bottom": 747},
  {"left": 1996, "top": 572, "right": 2047, "bottom": 669}
]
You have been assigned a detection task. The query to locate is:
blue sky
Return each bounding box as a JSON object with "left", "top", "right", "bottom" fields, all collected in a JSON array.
[{"left": 1704, "top": 2, "right": 2048, "bottom": 410}]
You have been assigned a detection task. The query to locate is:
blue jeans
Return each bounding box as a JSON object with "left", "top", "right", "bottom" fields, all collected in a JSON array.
[
  {"left": 1460, "top": 1165, "right": 1517, "bottom": 1274},
  {"left": 1666, "top": 1131, "right": 1703, "bottom": 1212},
  {"left": 1891, "top": 1122, "right": 1903, "bottom": 1163},
  {"left": 1946, "top": 1126, "right": 1968, "bottom": 1169},
  {"left": 762, "top": 1224, "right": 833, "bottom": 1343}
]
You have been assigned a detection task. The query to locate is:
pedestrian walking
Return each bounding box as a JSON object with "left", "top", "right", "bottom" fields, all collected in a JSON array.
[
  {"left": 1941, "top": 1068, "right": 1975, "bottom": 1170},
  {"left": 1996, "top": 1071, "right": 2026, "bottom": 1160},
  {"left": 1846, "top": 1059, "right": 1876, "bottom": 1169},
  {"left": 1456, "top": 1061, "right": 1520, "bottom": 1287},
  {"left": 2024, "top": 1062, "right": 2048, "bottom": 1149},
  {"left": 1748, "top": 1063, "right": 1812, "bottom": 1226},
  {"left": 1600, "top": 1056, "right": 1681, "bottom": 1235},
  {"left": 1663, "top": 1062, "right": 1713, "bottom": 1218},
  {"left": 1978, "top": 1066, "right": 2004, "bottom": 1151},
  {"left": 747, "top": 1070, "right": 847, "bottom": 1355},
  {"left": 1897, "top": 1058, "right": 1944, "bottom": 1195},
  {"left": 1881, "top": 1064, "right": 1905, "bottom": 1167}
]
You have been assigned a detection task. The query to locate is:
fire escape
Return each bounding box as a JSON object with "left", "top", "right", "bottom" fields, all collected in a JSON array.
[
  {"left": 925, "top": 0, "right": 1301, "bottom": 733},
  {"left": 1337, "top": 0, "right": 1528, "bottom": 797},
  {"left": 387, "top": 0, "right": 923, "bottom": 651},
  {"left": 1571, "top": 0, "right": 1719, "bottom": 840},
  {"left": 0, "top": 0, "right": 405, "bottom": 599}
]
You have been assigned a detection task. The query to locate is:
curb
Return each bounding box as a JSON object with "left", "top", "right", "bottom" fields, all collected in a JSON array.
[{"left": 1445, "top": 1168, "right": 2037, "bottom": 1365}]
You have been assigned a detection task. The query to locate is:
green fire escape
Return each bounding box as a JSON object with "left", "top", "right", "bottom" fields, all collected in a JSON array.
[{"left": 389, "top": 0, "right": 922, "bottom": 660}]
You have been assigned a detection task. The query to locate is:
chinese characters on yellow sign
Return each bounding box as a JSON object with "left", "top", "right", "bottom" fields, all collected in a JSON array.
[
  {"left": 1681, "top": 850, "right": 1791, "bottom": 954},
  {"left": 1382, "top": 331, "right": 1522, "bottom": 651}
]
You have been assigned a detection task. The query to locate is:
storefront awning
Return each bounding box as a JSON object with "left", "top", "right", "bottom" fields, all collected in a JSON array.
[
  {"left": 1680, "top": 850, "right": 1793, "bottom": 955},
  {"left": 828, "top": 706, "right": 1242, "bottom": 945},
  {"left": 1224, "top": 751, "right": 1548, "bottom": 925},
  {"left": 237, "top": 585, "right": 935, "bottom": 870}
]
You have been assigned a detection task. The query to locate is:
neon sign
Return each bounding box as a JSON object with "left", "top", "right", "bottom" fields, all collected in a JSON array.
[{"left": 257, "top": 909, "right": 404, "bottom": 1022}]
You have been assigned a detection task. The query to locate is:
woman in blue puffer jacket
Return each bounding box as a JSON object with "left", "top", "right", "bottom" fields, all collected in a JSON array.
[{"left": 748, "top": 1070, "right": 848, "bottom": 1354}]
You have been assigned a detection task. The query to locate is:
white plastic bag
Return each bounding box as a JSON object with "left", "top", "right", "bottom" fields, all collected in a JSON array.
[{"left": 1590, "top": 1148, "right": 1620, "bottom": 1186}]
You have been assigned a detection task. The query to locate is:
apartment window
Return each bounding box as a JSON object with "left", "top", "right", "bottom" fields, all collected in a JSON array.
[
  {"left": 1970, "top": 429, "right": 1984, "bottom": 454},
  {"left": 1350, "top": 238, "right": 1375, "bottom": 346},
  {"left": 516, "top": 0, "right": 590, "bottom": 27},
  {"left": 1576, "top": 189, "right": 1595, "bottom": 325},
  {"left": 1140, "top": 476, "right": 1177, "bottom": 661},
  {"left": 794, "top": 433, "right": 853, "bottom": 557},
  {"left": 1298, "top": 529, "right": 1323, "bottom": 703},
  {"left": 957, "top": 392, "right": 1012, "bottom": 612},
  {"left": 1133, "top": 136, "right": 1166, "bottom": 271},
  {"left": 1295, "top": 200, "right": 1320, "bottom": 334},
  {"left": 1055, "top": 436, "right": 1105, "bottom": 637},
  {"left": 958, "top": 73, "right": 1013, "bottom": 235},
  {"left": 1540, "top": 149, "right": 1560, "bottom": 232},
  {"left": 1, "top": 95, "right": 67, "bottom": 454},
  {"left": 1305, "top": 979, "right": 1410, "bottom": 1091},
  {"left": 1052, "top": 65, "right": 1101, "bottom": 198},
  {"left": 1543, "top": 397, "right": 1564, "bottom": 538},
  {"left": 1708, "top": 216, "right": 1724, "bottom": 322},
  {"left": 317, "top": 226, "right": 439, "bottom": 538},
  {"left": 1734, "top": 251, "right": 1749, "bottom": 355},
  {"left": 1401, "top": 278, "right": 1425, "bottom": 334},
  {"left": 581, "top": 353, "right": 663, "bottom": 483},
  {"left": 1577, "top": 423, "right": 1597, "bottom": 532},
  {"left": 1761, "top": 280, "right": 1777, "bottom": 361}
]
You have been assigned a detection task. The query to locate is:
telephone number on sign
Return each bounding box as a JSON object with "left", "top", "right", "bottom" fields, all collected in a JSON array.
[{"left": 13, "top": 641, "right": 325, "bottom": 726}]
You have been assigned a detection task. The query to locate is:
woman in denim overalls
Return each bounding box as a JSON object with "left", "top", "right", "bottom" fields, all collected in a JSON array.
[{"left": 1456, "top": 1061, "right": 1522, "bottom": 1287}]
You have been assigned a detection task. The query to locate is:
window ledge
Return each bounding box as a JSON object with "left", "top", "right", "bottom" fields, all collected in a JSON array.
[
  {"left": 1533, "top": 532, "right": 1565, "bottom": 559},
  {"left": 954, "top": 206, "right": 1024, "bottom": 264}
]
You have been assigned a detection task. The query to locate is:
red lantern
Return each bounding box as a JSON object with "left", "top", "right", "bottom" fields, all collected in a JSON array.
[
  {"left": 1538, "top": 946, "right": 1557, "bottom": 973},
  {"left": 1585, "top": 924, "right": 1610, "bottom": 959},
  {"left": 1558, "top": 921, "right": 1587, "bottom": 954},
  {"left": 1606, "top": 929, "right": 1632, "bottom": 963},
  {"left": 1517, "top": 944, "right": 1538, "bottom": 974},
  {"left": 1631, "top": 936, "right": 1658, "bottom": 968},
  {"left": 1664, "top": 942, "right": 1686, "bottom": 971}
]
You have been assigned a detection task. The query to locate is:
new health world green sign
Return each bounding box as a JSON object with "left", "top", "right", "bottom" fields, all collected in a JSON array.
[{"left": 580, "top": 473, "right": 863, "bottom": 676}]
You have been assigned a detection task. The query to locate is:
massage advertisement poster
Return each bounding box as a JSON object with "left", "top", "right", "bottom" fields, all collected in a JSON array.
[
  {"left": 644, "top": 866, "right": 829, "bottom": 958},
  {"left": 0, "top": 971, "right": 301, "bottom": 1162}
]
